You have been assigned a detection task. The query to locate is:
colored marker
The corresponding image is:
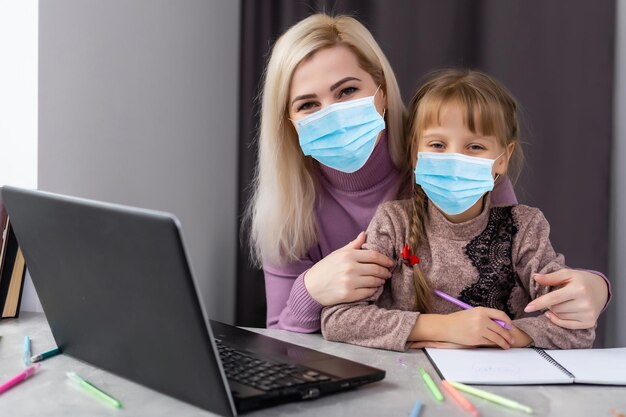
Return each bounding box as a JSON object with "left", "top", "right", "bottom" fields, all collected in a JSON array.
[
  {"left": 419, "top": 368, "right": 443, "bottom": 402},
  {"left": 434, "top": 290, "right": 512, "bottom": 329},
  {"left": 31, "top": 347, "right": 61, "bottom": 363},
  {"left": 66, "top": 372, "right": 123, "bottom": 409},
  {"left": 409, "top": 399, "right": 423, "bottom": 417},
  {"left": 449, "top": 381, "right": 533, "bottom": 414},
  {"left": 0, "top": 364, "right": 41, "bottom": 394},
  {"left": 23, "top": 336, "right": 31, "bottom": 366},
  {"left": 441, "top": 380, "right": 480, "bottom": 417}
]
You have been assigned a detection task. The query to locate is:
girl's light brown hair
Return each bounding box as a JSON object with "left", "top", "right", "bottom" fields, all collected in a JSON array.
[{"left": 406, "top": 69, "right": 524, "bottom": 312}]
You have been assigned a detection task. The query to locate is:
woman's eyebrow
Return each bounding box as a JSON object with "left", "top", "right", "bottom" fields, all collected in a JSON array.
[
  {"left": 291, "top": 77, "right": 362, "bottom": 107},
  {"left": 291, "top": 93, "right": 317, "bottom": 107},
  {"left": 330, "top": 76, "right": 361, "bottom": 91}
]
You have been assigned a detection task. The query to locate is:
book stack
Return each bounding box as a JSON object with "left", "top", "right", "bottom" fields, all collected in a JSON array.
[{"left": 0, "top": 199, "right": 27, "bottom": 319}]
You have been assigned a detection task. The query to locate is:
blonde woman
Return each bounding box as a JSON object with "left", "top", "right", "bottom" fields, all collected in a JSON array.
[{"left": 246, "top": 13, "right": 609, "bottom": 333}]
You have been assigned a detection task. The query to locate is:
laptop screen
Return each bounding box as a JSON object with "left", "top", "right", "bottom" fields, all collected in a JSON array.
[{"left": 3, "top": 186, "right": 236, "bottom": 415}]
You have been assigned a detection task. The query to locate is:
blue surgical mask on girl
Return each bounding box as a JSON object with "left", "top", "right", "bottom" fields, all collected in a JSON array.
[
  {"left": 294, "top": 87, "right": 385, "bottom": 173},
  {"left": 414, "top": 152, "right": 504, "bottom": 216}
]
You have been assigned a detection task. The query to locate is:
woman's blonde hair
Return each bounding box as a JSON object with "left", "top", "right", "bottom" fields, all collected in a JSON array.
[
  {"left": 246, "top": 13, "right": 407, "bottom": 266},
  {"left": 406, "top": 69, "right": 524, "bottom": 312}
]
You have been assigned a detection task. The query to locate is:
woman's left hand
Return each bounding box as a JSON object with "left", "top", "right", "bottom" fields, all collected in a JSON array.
[{"left": 524, "top": 269, "right": 609, "bottom": 330}]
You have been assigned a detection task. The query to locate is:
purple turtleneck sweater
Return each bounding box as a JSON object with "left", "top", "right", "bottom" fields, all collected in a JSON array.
[{"left": 263, "top": 132, "right": 608, "bottom": 332}]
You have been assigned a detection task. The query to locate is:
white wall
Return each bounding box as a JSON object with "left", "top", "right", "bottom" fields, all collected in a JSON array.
[
  {"left": 607, "top": 0, "right": 626, "bottom": 347},
  {"left": 0, "top": 0, "right": 42, "bottom": 312},
  {"left": 38, "top": 0, "right": 240, "bottom": 324}
]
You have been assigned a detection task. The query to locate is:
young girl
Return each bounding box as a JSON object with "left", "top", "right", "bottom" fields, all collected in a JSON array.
[{"left": 320, "top": 69, "right": 596, "bottom": 352}]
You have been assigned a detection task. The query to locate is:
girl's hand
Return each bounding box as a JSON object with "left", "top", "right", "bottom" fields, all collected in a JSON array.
[
  {"left": 524, "top": 269, "right": 609, "bottom": 330},
  {"left": 304, "top": 232, "right": 394, "bottom": 306},
  {"left": 442, "top": 308, "right": 514, "bottom": 350},
  {"left": 408, "top": 341, "right": 472, "bottom": 349}
]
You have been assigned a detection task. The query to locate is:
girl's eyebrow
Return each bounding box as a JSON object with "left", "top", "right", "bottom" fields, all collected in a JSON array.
[{"left": 469, "top": 135, "right": 497, "bottom": 142}]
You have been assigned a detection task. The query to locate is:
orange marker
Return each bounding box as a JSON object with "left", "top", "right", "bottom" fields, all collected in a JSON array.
[{"left": 441, "top": 380, "right": 480, "bottom": 417}]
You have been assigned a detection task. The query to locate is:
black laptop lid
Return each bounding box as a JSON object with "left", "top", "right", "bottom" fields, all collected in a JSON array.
[{"left": 2, "top": 186, "right": 236, "bottom": 416}]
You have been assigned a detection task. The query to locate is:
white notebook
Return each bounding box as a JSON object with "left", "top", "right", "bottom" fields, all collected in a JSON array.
[{"left": 425, "top": 347, "right": 626, "bottom": 385}]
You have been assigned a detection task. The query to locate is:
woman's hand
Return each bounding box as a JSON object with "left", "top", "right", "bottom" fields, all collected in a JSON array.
[
  {"left": 524, "top": 269, "right": 609, "bottom": 330},
  {"left": 440, "top": 308, "right": 514, "bottom": 350},
  {"left": 304, "top": 232, "right": 394, "bottom": 306}
]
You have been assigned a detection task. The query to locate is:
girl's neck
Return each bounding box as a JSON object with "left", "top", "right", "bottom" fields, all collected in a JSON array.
[{"left": 440, "top": 194, "right": 487, "bottom": 224}]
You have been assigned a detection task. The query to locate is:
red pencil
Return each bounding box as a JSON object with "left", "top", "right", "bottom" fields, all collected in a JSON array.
[{"left": 441, "top": 379, "right": 480, "bottom": 417}]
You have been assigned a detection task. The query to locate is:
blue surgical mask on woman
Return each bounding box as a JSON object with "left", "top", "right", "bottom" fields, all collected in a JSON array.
[
  {"left": 414, "top": 152, "right": 504, "bottom": 215},
  {"left": 294, "top": 88, "right": 385, "bottom": 173}
]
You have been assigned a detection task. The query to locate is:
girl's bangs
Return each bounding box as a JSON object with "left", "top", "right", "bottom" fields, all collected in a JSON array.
[{"left": 417, "top": 86, "right": 507, "bottom": 144}]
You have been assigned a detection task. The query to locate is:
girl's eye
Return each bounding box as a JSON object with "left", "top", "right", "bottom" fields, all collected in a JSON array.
[
  {"left": 338, "top": 86, "right": 358, "bottom": 98},
  {"left": 297, "top": 101, "right": 318, "bottom": 112},
  {"left": 429, "top": 143, "right": 445, "bottom": 149},
  {"left": 468, "top": 144, "right": 486, "bottom": 151}
]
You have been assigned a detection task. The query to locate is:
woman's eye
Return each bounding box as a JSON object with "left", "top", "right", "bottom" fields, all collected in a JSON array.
[
  {"left": 338, "top": 86, "right": 357, "bottom": 98},
  {"left": 297, "top": 102, "right": 318, "bottom": 112}
]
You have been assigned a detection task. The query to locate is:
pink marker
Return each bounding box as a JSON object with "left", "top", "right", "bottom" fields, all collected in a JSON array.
[
  {"left": 0, "top": 364, "right": 41, "bottom": 395},
  {"left": 434, "top": 290, "right": 512, "bottom": 330}
]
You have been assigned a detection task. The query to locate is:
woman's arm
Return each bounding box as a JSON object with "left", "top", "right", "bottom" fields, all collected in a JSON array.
[
  {"left": 265, "top": 233, "right": 393, "bottom": 332},
  {"left": 264, "top": 258, "right": 322, "bottom": 333}
]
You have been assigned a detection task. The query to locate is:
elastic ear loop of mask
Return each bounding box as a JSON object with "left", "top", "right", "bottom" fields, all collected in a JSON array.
[{"left": 493, "top": 151, "right": 506, "bottom": 182}]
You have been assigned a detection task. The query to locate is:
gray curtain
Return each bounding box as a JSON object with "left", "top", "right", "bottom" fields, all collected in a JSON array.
[{"left": 236, "top": 0, "right": 615, "bottom": 347}]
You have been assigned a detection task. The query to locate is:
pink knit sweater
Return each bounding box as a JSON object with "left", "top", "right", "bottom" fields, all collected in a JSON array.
[{"left": 321, "top": 197, "right": 596, "bottom": 351}]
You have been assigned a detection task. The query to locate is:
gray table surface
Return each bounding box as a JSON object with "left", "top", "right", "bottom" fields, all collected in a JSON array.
[{"left": 1, "top": 312, "right": 625, "bottom": 416}]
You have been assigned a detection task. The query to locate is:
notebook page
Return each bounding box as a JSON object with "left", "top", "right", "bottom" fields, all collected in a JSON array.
[
  {"left": 545, "top": 348, "right": 626, "bottom": 385},
  {"left": 425, "top": 348, "right": 573, "bottom": 385}
]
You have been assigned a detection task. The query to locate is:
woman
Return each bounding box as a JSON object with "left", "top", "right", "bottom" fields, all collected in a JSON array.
[{"left": 246, "top": 13, "right": 609, "bottom": 333}]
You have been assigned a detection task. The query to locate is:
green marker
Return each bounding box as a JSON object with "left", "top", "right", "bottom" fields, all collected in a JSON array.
[
  {"left": 419, "top": 367, "right": 444, "bottom": 402},
  {"left": 31, "top": 347, "right": 61, "bottom": 363},
  {"left": 66, "top": 372, "right": 123, "bottom": 409},
  {"left": 449, "top": 381, "right": 533, "bottom": 414}
]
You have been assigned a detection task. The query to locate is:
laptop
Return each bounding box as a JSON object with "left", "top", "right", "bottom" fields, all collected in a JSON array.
[{"left": 2, "top": 186, "right": 385, "bottom": 415}]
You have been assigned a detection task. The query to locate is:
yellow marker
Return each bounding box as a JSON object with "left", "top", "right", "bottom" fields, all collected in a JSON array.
[{"left": 449, "top": 381, "right": 532, "bottom": 414}]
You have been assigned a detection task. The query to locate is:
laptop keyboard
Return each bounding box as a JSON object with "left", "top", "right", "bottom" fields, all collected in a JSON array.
[{"left": 215, "top": 339, "right": 332, "bottom": 392}]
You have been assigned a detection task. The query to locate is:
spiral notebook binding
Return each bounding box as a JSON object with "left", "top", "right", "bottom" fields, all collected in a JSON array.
[{"left": 532, "top": 347, "right": 576, "bottom": 379}]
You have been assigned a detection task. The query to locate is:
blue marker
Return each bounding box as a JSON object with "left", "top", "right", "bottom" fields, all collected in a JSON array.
[
  {"left": 410, "top": 399, "right": 422, "bottom": 417},
  {"left": 23, "top": 336, "right": 31, "bottom": 366}
]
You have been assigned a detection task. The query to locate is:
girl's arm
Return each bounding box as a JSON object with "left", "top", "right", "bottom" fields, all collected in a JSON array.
[
  {"left": 493, "top": 176, "right": 611, "bottom": 328},
  {"left": 408, "top": 309, "right": 517, "bottom": 349},
  {"left": 321, "top": 301, "right": 421, "bottom": 351},
  {"left": 511, "top": 206, "right": 595, "bottom": 349},
  {"left": 321, "top": 202, "right": 420, "bottom": 351}
]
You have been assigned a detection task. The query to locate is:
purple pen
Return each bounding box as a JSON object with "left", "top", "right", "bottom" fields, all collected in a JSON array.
[{"left": 434, "top": 289, "right": 512, "bottom": 330}]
